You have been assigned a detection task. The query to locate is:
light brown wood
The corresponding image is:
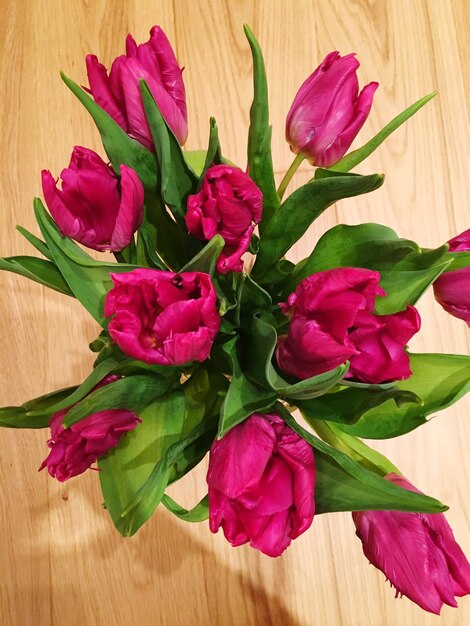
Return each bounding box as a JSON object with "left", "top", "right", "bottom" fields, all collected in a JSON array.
[{"left": 1, "top": 1, "right": 469, "bottom": 624}]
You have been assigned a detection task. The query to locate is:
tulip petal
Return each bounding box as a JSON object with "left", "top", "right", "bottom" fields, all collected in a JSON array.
[
  {"left": 110, "top": 164, "right": 144, "bottom": 251},
  {"left": 86, "top": 54, "right": 128, "bottom": 130}
]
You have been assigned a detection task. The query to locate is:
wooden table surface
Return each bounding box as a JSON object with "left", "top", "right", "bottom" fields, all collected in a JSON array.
[{"left": 1, "top": 1, "right": 469, "bottom": 624}]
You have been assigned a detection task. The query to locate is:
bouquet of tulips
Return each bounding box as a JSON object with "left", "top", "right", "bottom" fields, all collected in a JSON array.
[{"left": 2, "top": 24, "right": 470, "bottom": 615}]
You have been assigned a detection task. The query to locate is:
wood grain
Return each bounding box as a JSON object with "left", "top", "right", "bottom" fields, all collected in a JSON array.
[{"left": 0, "top": 1, "right": 469, "bottom": 624}]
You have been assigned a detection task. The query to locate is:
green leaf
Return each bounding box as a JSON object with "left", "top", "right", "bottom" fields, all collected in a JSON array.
[
  {"left": 16, "top": 226, "right": 53, "bottom": 260},
  {"left": 200, "top": 117, "right": 223, "bottom": 179},
  {"left": 138, "top": 197, "right": 186, "bottom": 270},
  {"left": 244, "top": 24, "right": 280, "bottom": 234},
  {"left": 184, "top": 150, "right": 208, "bottom": 177},
  {"left": 140, "top": 80, "right": 198, "bottom": 226},
  {"left": 242, "top": 314, "right": 349, "bottom": 400},
  {"left": 297, "top": 385, "right": 421, "bottom": 425},
  {"left": 34, "top": 199, "right": 138, "bottom": 325},
  {"left": 279, "top": 407, "right": 447, "bottom": 514},
  {"left": 284, "top": 223, "right": 451, "bottom": 313},
  {"left": 180, "top": 235, "right": 225, "bottom": 275},
  {"left": 218, "top": 337, "right": 277, "bottom": 437},
  {"left": 0, "top": 256, "right": 73, "bottom": 296},
  {"left": 63, "top": 374, "right": 177, "bottom": 427},
  {"left": 252, "top": 174, "right": 384, "bottom": 281},
  {"left": 26, "top": 351, "right": 132, "bottom": 417},
  {"left": 99, "top": 389, "right": 186, "bottom": 536},
  {"left": 331, "top": 92, "right": 437, "bottom": 172},
  {"left": 103, "top": 367, "right": 226, "bottom": 536},
  {"left": 161, "top": 494, "right": 209, "bottom": 522},
  {"left": 0, "top": 386, "right": 77, "bottom": 428},
  {"left": 442, "top": 250, "right": 470, "bottom": 272},
  {"left": 61, "top": 72, "right": 157, "bottom": 190},
  {"left": 338, "top": 353, "right": 470, "bottom": 439}
]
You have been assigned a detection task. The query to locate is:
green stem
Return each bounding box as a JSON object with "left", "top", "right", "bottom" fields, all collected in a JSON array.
[
  {"left": 277, "top": 153, "right": 306, "bottom": 200},
  {"left": 308, "top": 418, "right": 401, "bottom": 476}
]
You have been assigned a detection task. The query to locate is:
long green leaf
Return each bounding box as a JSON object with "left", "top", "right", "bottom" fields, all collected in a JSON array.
[
  {"left": 63, "top": 374, "right": 177, "bottom": 427},
  {"left": 61, "top": 72, "right": 157, "bottom": 190},
  {"left": 244, "top": 24, "right": 280, "bottom": 233},
  {"left": 330, "top": 92, "right": 437, "bottom": 172},
  {"left": 180, "top": 235, "right": 225, "bottom": 275},
  {"left": 243, "top": 314, "right": 349, "bottom": 400},
  {"left": 338, "top": 353, "right": 470, "bottom": 439},
  {"left": 0, "top": 386, "right": 77, "bottom": 429},
  {"left": 218, "top": 337, "right": 277, "bottom": 437},
  {"left": 101, "top": 367, "right": 226, "bottom": 536},
  {"left": 34, "top": 199, "right": 138, "bottom": 325},
  {"left": 140, "top": 80, "right": 198, "bottom": 225},
  {"left": 279, "top": 407, "right": 447, "bottom": 514},
  {"left": 16, "top": 226, "right": 53, "bottom": 260},
  {"left": 0, "top": 256, "right": 73, "bottom": 296},
  {"left": 252, "top": 174, "right": 384, "bottom": 281},
  {"left": 161, "top": 494, "right": 209, "bottom": 522}
]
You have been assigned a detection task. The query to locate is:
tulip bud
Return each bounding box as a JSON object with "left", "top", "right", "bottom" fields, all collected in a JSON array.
[
  {"left": 353, "top": 473, "right": 470, "bottom": 614},
  {"left": 39, "top": 376, "right": 141, "bottom": 482},
  {"left": 207, "top": 412, "right": 315, "bottom": 557},
  {"left": 433, "top": 229, "right": 470, "bottom": 326},
  {"left": 41, "top": 147, "right": 144, "bottom": 252},
  {"left": 104, "top": 269, "right": 220, "bottom": 366},
  {"left": 286, "top": 51, "right": 378, "bottom": 167},
  {"left": 277, "top": 268, "right": 420, "bottom": 384},
  {"left": 185, "top": 165, "right": 263, "bottom": 274},
  {"left": 86, "top": 26, "right": 188, "bottom": 149}
]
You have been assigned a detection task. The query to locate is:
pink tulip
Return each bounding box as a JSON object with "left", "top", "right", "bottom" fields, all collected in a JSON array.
[
  {"left": 104, "top": 269, "right": 220, "bottom": 365},
  {"left": 286, "top": 51, "right": 378, "bottom": 167},
  {"left": 207, "top": 412, "right": 315, "bottom": 557},
  {"left": 41, "top": 146, "right": 144, "bottom": 252},
  {"left": 86, "top": 26, "right": 188, "bottom": 149},
  {"left": 353, "top": 473, "right": 470, "bottom": 614},
  {"left": 277, "top": 268, "right": 420, "bottom": 383},
  {"left": 39, "top": 376, "right": 141, "bottom": 482},
  {"left": 433, "top": 228, "right": 470, "bottom": 325},
  {"left": 185, "top": 165, "right": 263, "bottom": 274}
]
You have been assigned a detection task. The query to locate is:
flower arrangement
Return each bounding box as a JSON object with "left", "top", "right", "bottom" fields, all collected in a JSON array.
[{"left": 1, "top": 24, "right": 470, "bottom": 615}]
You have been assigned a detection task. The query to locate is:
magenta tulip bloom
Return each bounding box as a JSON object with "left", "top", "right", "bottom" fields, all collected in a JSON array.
[
  {"left": 286, "top": 51, "right": 378, "bottom": 167},
  {"left": 185, "top": 165, "right": 263, "bottom": 274},
  {"left": 86, "top": 26, "right": 188, "bottom": 150},
  {"left": 277, "top": 268, "right": 420, "bottom": 384},
  {"left": 104, "top": 269, "right": 220, "bottom": 365},
  {"left": 207, "top": 413, "right": 315, "bottom": 557},
  {"left": 353, "top": 473, "right": 470, "bottom": 614},
  {"left": 41, "top": 147, "right": 144, "bottom": 252},
  {"left": 434, "top": 228, "right": 470, "bottom": 326},
  {"left": 39, "top": 376, "right": 141, "bottom": 482}
]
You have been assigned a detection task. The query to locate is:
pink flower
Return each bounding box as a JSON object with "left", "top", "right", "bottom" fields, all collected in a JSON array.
[
  {"left": 39, "top": 376, "right": 141, "bottom": 482},
  {"left": 286, "top": 51, "right": 378, "bottom": 167},
  {"left": 185, "top": 165, "right": 263, "bottom": 274},
  {"left": 41, "top": 146, "right": 144, "bottom": 252},
  {"left": 353, "top": 473, "right": 470, "bottom": 614},
  {"left": 86, "top": 26, "right": 188, "bottom": 149},
  {"left": 433, "top": 229, "right": 470, "bottom": 326},
  {"left": 104, "top": 269, "right": 220, "bottom": 365},
  {"left": 207, "top": 413, "right": 315, "bottom": 557},
  {"left": 277, "top": 268, "right": 420, "bottom": 384}
]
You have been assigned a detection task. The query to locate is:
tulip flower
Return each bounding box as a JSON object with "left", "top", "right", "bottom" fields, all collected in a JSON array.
[
  {"left": 353, "top": 473, "right": 470, "bottom": 614},
  {"left": 286, "top": 51, "right": 378, "bottom": 168},
  {"left": 104, "top": 269, "right": 220, "bottom": 365},
  {"left": 41, "top": 146, "right": 144, "bottom": 252},
  {"left": 434, "top": 228, "right": 470, "bottom": 326},
  {"left": 86, "top": 26, "right": 188, "bottom": 149},
  {"left": 39, "top": 376, "right": 141, "bottom": 481},
  {"left": 277, "top": 268, "right": 420, "bottom": 384},
  {"left": 185, "top": 165, "right": 263, "bottom": 274},
  {"left": 207, "top": 412, "right": 315, "bottom": 557}
]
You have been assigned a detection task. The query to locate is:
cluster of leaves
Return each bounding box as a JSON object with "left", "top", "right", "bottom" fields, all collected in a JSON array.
[{"left": 1, "top": 26, "right": 470, "bottom": 536}]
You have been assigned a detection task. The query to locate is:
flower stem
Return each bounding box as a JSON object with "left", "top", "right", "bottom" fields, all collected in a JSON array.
[
  {"left": 277, "top": 153, "right": 306, "bottom": 200},
  {"left": 308, "top": 418, "right": 401, "bottom": 476}
]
